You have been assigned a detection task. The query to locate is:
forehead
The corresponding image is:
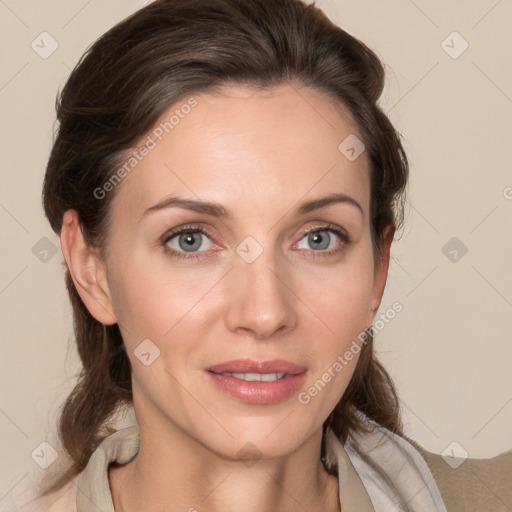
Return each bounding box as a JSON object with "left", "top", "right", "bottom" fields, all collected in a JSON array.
[{"left": 109, "top": 83, "right": 371, "bottom": 224}]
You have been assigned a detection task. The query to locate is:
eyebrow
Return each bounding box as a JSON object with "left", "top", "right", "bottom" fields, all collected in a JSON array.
[{"left": 141, "top": 192, "right": 364, "bottom": 221}]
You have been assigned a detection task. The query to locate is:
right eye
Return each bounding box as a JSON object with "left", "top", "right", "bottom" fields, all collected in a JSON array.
[{"left": 161, "top": 224, "right": 217, "bottom": 260}]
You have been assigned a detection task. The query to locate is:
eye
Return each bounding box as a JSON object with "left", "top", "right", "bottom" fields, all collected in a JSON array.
[
  {"left": 161, "top": 224, "right": 216, "bottom": 260},
  {"left": 294, "top": 224, "right": 349, "bottom": 257}
]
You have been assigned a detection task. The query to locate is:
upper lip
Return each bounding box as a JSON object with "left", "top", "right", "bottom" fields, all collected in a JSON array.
[{"left": 207, "top": 359, "right": 307, "bottom": 375}]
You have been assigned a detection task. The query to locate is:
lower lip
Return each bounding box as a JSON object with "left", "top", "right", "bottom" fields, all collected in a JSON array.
[{"left": 206, "top": 371, "right": 307, "bottom": 404}]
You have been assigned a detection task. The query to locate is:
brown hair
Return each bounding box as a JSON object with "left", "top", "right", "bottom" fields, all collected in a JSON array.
[{"left": 41, "top": 0, "right": 408, "bottom": 496}]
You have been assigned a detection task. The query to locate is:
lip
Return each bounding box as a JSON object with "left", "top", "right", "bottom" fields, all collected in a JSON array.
[{"left": 206, "top": 359, "right": 308, "bottom": 405}]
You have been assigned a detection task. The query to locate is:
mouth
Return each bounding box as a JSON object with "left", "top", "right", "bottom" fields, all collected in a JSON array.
[{"left": 205, "top": 359, "right": 307, "bottom": 404}]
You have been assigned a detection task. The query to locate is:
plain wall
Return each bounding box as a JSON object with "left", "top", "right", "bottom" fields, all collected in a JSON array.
[{"left": 1, "top": 0, "right": 511, "bottom": 502}]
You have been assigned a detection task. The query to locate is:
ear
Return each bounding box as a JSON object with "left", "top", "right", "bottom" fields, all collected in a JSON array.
[
  {"left": 60, "top": 209, "right": 117, "bottom": 325},
  {"left": 368, "top": 222, "right": 395, "bottom": 325}
]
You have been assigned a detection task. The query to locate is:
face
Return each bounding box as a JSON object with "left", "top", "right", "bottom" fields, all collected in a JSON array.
[{"left": 94, "top": 83, "right": 389, "bottom": 459}]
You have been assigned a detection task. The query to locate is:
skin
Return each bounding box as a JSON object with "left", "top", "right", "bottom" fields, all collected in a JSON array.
[{"left": 60, "top": 83, "right": 392, "bottom": 512}]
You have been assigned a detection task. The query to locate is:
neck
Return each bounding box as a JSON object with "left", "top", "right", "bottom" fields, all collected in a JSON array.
[{"left": 109, "top": 418, "right": 340, "bottom": 512}]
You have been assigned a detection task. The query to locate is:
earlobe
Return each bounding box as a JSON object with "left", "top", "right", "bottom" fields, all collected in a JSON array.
[{"left": 60, "top": 209, "right": 117, "bottom": 325}]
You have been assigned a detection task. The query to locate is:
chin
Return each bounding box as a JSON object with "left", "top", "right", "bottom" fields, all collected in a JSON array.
[{"left": 199, "top": 414, "right": 318, "bottom": 462}]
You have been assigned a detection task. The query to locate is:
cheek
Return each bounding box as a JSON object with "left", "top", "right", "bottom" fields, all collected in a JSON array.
[
  {"left": 107, "top": 253, "right": 222, "bottom": 348},
  {"left": 296, "top": 251, "right": 374, "bottom": 332},
  {"left": 294, "top": 248, "right": 374, "bottom": 396}
]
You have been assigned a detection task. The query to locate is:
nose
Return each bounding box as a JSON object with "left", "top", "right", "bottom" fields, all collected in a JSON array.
[{"left": 224, "top": 244, "right": 298, "bottom": 340}]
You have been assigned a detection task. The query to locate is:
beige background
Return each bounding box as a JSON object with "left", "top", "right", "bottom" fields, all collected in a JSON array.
[{"left": 1, "top": 0, "right": 511, "bottom": 503}]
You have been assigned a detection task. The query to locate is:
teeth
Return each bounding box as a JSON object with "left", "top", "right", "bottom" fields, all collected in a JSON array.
[
  {"left": 260, "top": 372, "right": 285, "bottom": 382},
  {"left": 220, "top": 372, "right": 285, "bottom": 382}
]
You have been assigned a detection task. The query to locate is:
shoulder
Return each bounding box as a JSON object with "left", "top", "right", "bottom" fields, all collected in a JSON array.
[{"left": 406, "top": 437, "right": 512, "bottom": 512}]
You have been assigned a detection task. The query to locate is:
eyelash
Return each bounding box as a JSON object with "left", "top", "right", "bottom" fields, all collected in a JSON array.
[{"left": 160, "top": 223, "right": 350, "bottom": 261}]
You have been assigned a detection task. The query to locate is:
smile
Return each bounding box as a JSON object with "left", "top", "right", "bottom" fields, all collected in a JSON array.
[{"left": 206, "top": 361, "right": 307, "bottom": 404}]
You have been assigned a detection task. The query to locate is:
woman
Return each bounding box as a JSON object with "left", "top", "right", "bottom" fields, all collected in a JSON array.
[{"left": 9, "top": 0, "right": 510, "bottom": 511}]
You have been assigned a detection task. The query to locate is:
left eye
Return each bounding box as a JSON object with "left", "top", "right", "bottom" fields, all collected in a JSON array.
[{"left": 296, "top": 229, "right": 342, "bottom": 251}]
